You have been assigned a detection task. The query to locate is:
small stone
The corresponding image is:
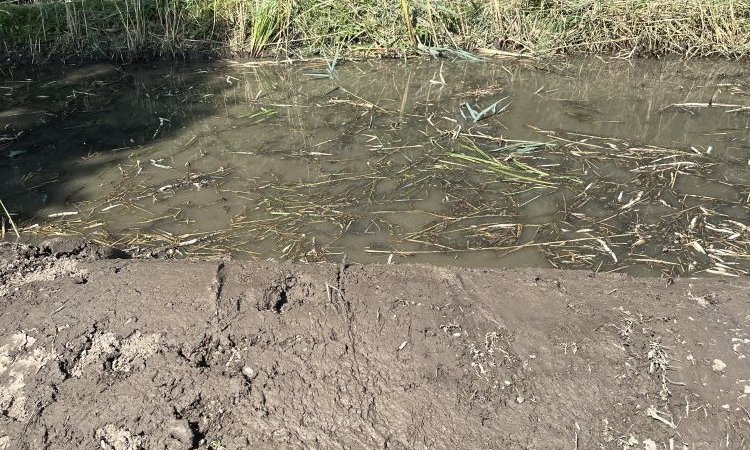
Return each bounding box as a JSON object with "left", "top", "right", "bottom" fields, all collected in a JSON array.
[
  {"left": 643, "top": 439, "right": 657, "bottom": 450},
  {"left": 515, "top": 396, "right": 525, "bottom": 404},
  {"left": 712, "top": 359, "right": 726, "bottom": 373},
  {"left": 242, "top": 366, "right": 257, "bottom": 380},
  {"left": 744, "top": 385, "right": 750, "bottom": 394}
]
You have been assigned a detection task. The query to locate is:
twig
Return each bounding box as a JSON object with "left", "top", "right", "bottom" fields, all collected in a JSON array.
[
  {"left": 659, "top": 102, "right": 747, "bottom": 112},
  {"left": 0, "top": 198, "right": 20, "bottom": 239},
  {"left": 646, "top": 406, "right": 677, "bottom": 429}
]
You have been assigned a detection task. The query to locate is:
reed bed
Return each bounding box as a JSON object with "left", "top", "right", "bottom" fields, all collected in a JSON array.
[{"left": 1, "top": 0, "right": 750, "bottom": 63}]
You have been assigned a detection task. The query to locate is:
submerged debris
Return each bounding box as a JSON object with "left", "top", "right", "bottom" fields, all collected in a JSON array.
[{"left": 2, "top": 58, "right": 749, "bottom": 276}]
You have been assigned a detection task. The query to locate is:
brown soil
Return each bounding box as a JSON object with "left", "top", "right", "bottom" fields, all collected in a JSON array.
[{"left": 1, "top": 240, "right": 749, "bottom": 449}]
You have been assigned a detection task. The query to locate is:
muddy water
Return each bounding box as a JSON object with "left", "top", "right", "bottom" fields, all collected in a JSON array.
[{"left": 1, "top": 57, "right": 749, "bottom": 276}]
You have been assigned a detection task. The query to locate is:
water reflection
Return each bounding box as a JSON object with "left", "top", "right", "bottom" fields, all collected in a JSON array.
[{"left": 1, "top": 57, "right": 748, "bottom": 276}]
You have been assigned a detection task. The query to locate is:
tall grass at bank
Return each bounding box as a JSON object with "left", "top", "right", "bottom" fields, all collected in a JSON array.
[{"left": 1, "top": 0, "right": 749, "bottom": 62}]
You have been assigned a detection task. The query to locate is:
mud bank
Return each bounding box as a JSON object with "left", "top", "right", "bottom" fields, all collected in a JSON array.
[{"left": 1, "top": 241, "right": 749, "bottom": 449}]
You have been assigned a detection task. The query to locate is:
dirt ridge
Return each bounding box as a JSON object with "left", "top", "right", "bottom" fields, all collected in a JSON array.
[{"left": 0, "top": 241, "right": 749, "bottom": 449}]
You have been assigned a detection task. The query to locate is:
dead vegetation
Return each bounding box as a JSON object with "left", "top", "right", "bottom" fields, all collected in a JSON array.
[{"left": 2, "top": 57, "right": 749, "bottom": 277}]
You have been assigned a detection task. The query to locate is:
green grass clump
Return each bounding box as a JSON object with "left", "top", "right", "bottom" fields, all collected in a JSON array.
[
  {"left": 448, "top": 144, "right": 557, "bottom": 187},
  {"left": 1, "top": 0, "right": 749, "bottom": 62}
]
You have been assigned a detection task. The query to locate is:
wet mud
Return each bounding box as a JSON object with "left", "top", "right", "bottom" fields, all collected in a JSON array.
[{"left": 1, "top": 240, "right": 749, "bottom": 448}]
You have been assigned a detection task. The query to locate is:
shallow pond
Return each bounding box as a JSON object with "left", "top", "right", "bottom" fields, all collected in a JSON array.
[{"left": 1, "top": 57, "right": 749, "bottom": 276}]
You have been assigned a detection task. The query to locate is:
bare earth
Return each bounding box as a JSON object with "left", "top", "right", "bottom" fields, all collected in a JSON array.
[{"left": 0, "top": 240, "right": 749, "bottom": 449}]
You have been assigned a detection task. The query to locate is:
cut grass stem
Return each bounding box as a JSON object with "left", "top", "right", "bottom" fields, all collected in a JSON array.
[{"left": 0, "top": 199, "right": 21, "bottom": 239}]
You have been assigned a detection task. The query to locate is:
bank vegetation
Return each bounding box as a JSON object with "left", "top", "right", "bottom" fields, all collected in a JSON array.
[{"left": 1, "top": 0, "right": 749, "bottom": 62}]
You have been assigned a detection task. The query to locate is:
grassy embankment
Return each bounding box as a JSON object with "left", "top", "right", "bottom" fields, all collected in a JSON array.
[{"left": 0, "top": 0, "right": 749, "bottom": 63}]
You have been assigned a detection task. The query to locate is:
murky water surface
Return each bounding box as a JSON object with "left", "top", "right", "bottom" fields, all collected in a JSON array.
[{"left": 1, "top": 57, "right": 749, "bottom": 276}]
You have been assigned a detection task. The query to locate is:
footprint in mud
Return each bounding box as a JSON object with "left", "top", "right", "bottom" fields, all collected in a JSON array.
[{"left": 256, "top": 274, "right": 298, "bottom": 313}]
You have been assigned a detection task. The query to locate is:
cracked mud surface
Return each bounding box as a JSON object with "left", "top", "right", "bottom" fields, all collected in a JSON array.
[{"left": 1, "top": 241, "right": 749, "bottom": 449}]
